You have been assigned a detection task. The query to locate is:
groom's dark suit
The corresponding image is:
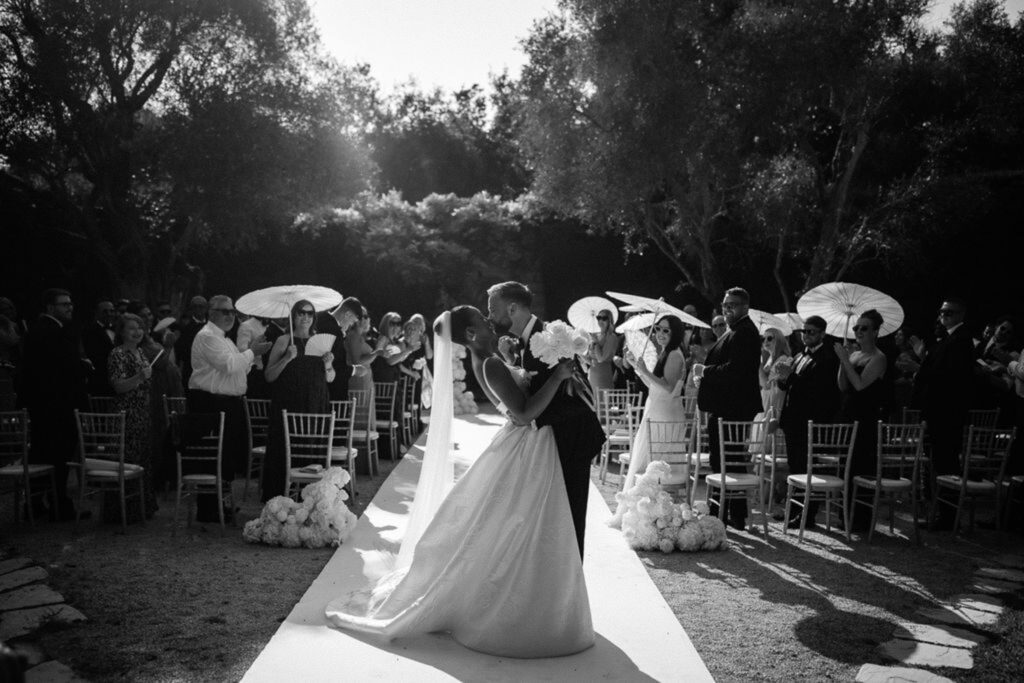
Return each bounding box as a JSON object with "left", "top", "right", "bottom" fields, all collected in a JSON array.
[{"left": 520, "top": 316, "right": 606, "bottom": 559}]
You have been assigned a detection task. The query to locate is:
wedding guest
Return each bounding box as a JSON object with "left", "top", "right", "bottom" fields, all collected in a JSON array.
[
  {"left": 1006, "top": 350, "right": 1024, "bottom": 477},
  {"left": 346, "top": 307, "right": 383, "bottom": 432},
  {"left": 115, "top": 299, "right": 130, "bottom": 315},
  {"left": 104, "top": 313, "right": 158, "bottom": 521},
  {"left": 260, "top": 300, "right": 333, "bottom": 501},
  {"left": 776, "top": 316, "right": 841, "bottom": 527},
  {"left": 188, "top": 295, "right": 271, "bottom": 521},
  {"left": 155, "top": 301, "right": 174, "bottom": 321},
  {"left": 974, "top": 315, "right": 1019, "bottom": 413},
  {"left": 587, "top": 309, "right": 619, "bottom": 396},
  {"left": 759, "top": 326, "right": 792, "bottom": 429},
  {"left": 912, "top": 298, "right": 974, "bottom": 529},
  {"left": 317, "top": 298, "right": 365, "bottom": 401},
  {"left": 408, "top": 313, "right": 434, "bottom": 365},
  {"left": 21, "top": 288, "right": 89, "bottom": 520},
  {"left": 401, "top": 321, "right": 426, "bottom": 384},
  {"left": 710, "top": 315, "right": 727, "bottom": 340},
  {"left": 694, "top": 287, "right": 762, "bottom": 531},
  {"left": 83, "top": 300, "right": 117, "bottom": 397},
  {"left": 891, "top": 327, "right": 921, "bottom": 417},
  {"left": 175, "top": 295, "right": 208, "bottom": 387},
  {"left": 372, "top": 312, "right": 418, "bottom": 383},
  {"left": 835, "top": 309, "right": 888, "bottom": 531},
  {"left": 237, "top": 314, "right": 270, "bottom": 399}
]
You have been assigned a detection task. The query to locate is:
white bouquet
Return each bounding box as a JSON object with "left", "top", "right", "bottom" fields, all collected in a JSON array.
[
  {"left": 528, "top": 320, "right": 591, "bottom": 367},
  {"left": 243, "top": 467, "right": 358, "bottom": 548}
]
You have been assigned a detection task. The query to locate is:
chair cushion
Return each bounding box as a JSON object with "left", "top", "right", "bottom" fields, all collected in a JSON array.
[
  {"left": 352, "top": 430, "right": 380, "bottom": 440},
  {"left": 252, "top": 445, "right": 266, "bottom": 455},
  {"left": 330, "top": 446, "right": 359, "bottom": 462},
  {"left": 0, "top": 463, "right": 54, "bottom": 477},
  {"left": 288, "top": 468, "right": 325, "bottom": 481},
  {"left": 608, "top": 432, "right": 632, "bottom": 444},
  {"left": 935, "top": 475, "right": 996, "bottom": 493},
  {"left": 852, "top": 476, "right": 912, "bottom": 491},
  {"left": 87, "top": 464, "right": 144, "bottom": 478},
  {"left": 706, "top": 473, "right": 760, "bottom": 488},
  {"left": 181, "top": 474, "right": 218, "bottom": 484},
  {"left": 786, "top": 473, "right": 843, "bottom": 489}
]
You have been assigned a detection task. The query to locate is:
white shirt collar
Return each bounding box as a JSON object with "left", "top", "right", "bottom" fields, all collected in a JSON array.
[
  {"left": 203, "top": 320, "right": 226, "bottom": 337},
  {"left": 43, "top": 313, "right": 63, "bottom": 328},
  {"left": 520, "top": 315, "right": 539, "bottom": 341},
  {"left": 805, "top": 342, "right": 823, "bottom": 354},
  {"left": 947, "top": 322, "right": 964, "bottom": 336}
]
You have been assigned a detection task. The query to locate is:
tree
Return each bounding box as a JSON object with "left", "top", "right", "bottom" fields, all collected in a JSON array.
[{"left": 0, "top": 0, "right": 373, "bottom": 300}]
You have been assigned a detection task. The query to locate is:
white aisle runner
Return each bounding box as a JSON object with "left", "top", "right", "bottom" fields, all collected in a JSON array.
[{"left": 243, "top": 412, "right": 713, "bottom": 682}]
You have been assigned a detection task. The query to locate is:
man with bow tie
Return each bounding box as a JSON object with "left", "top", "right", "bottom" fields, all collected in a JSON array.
[{"left": 776, "top": 315, "right": 841, "bottom": 527}]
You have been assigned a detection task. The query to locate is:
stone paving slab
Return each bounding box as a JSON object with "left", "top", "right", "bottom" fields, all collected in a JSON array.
[
  {"left": 0, "top": 604, "right": 86, "bottom": 641},
  {"left": 970, "top": 578, "right": 1023, "bottom": 594},
  {"left": 0, "top": 585, "right": 65, "bottom": 612},
  {"left": 856, "top": 663, "right": 955, "bottom": 683},
  {"left": 0, "top": 558, "right": 32, "bottom": 576},
  {"left": 952, "top": 594, "right": 1004, "bottom": 614},
  {"left": 976, "top": 566, "right": 1024, "bottom": 584},
  {"left": 878, "top": 638, "right": 974, "bottom": 670},
  {"left": 0, "top": 566, "right": 48, "bottom": 594},
  {"left": 917, "top": 605, "right": 1001, "bottom": 628},
  {"left": 24, "top": 660, "right": 91, "bottom": 683},
  {"left": 893, "top": 622, "right": 989, "bottom": 648}
]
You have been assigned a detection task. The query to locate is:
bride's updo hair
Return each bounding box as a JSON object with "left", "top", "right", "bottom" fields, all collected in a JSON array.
[{"left": 447, "top": 306, "right": 480, "bottom": 346}]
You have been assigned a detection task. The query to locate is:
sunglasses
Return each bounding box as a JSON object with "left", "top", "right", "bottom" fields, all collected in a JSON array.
[
  {"left": 800, "top": 328, "right": 821, "bottom": 335},
  {"left": 210, "top": 308, "right": 236, "bottom": 315},
  {"left": 763, "top": 336, "right": 775, "bottom": 342},
  {"left": 596, "top": 316, "right": 610, "bottom": 321},
  {"left": 852, "top": 325, "right": 873, "bottom": 332},
  {"left": 296, "top": 310, "right": 315, "bottom": 317},
  {"left": 653, "top": 326, "right": 671, "bottom": 334},
  {"left": 712, "top": 322, "right": 726, "bottom": 328}
]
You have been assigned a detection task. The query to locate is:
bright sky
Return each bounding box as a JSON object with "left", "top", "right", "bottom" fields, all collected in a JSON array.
[{"left": 310, "top": 0, "right": 1024, "bottom": 94}]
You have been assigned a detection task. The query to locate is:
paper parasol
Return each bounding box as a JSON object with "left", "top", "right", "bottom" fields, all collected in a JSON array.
[
  {"left": 624, "top": 329, "right": 658, "bottom": 372},
  {"left": 797, "top": 282, "right": 904, "bottom": 338},
  {"left": 748, "top": 309, "right": 795, "bottom": 336},
  {"left": 236, "top": 285, "right": 343, "bottom": 337},
  {"left": 605, "top": 291, "right": 709, "bottom": 329},
  {"left": 567, "top": 296, "right": 618, "bottom": 334},
  {"left": 775, "top": 313, "right": 804, "bottom": 333}
]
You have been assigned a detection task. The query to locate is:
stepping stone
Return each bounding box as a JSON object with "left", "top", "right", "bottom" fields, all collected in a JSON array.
[
  {"left": 0, "top": 585, "right": 65, "bottom": 612},
  {"left": 952, "top": 594, "right": 1004, "bottom": 614},
  {"left": 0, "top": 558, "right": 32, "bottom": 576},
  {"left": 0, "top": 566, "right": 48, "bottom": 594},
  {"left": 0, "top": 604, "right": 86, "bottom": 641},
  {"left": 9, "top": 641, "right": 47, "bottom": 668},
  {"left": 917, "top": 605, "right": 1001, "bottom": 628},
  {"left": 856, "top": 663, "right": 955, "bottom": 683},
  {"left": 976, "top": 566, "right": 1024, "bottom": 584},
  {"left": 893, "top": 622, "right": 990, "bottom": 648},
  {"left": 993, "top": 554, "right": 1024, "bottom": 569},
  {"left": 24, "top": 660, "right": 90, "bottom": 683},
  {"left": 970, "top": 578, "right": 1022, "bottom": 595},
  {"left": 878, "top": 638, "right": 973, "bottom": 669}
]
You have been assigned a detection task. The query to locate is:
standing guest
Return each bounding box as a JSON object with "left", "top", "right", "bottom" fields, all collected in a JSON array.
[
  {"left": 372, "top": 312, "right": 418, "bottom": 383},
  {"left": 759, "top": 326, "right": 792, "bottom": 429},
  {"left": 835, "top": 310, "right": 888, "bottom": 531},
  {"left": 150, "top": 315, "right": 184, "bottom": 490},
  {"left": 155, "top": 301, "right": 174, "bottom": 321},
  {"left": 83, "top": 300, "right": 118, "bottom": 397},
  {"left": 345, "top": 308, "right": 382, "bottom": 431},
  {"left": 974, "top": 315, "right": 1019, "bottom": 413},
  {"left": 892, "top": 327, "right": 922, "bottom": 418},
  {"left": 406, "top": 314, "right": 434, "bottom": 416},
  {"left": 710, "top": 315, "right": 727, "bottom": 340},
  {"left": 115, "top": 299, "right": 130, "bottom": 315},
  {"left": 587, "top": 309, "right": 619, "bottom": 396},
  {"left": 175, "top": 295, "right": 208, "bottom": 387},
  {"left": 316, "top": 298, "right": 363, "bottom": 401},
  {"left": 400, "top": 321, "right": 426, "bottom": 386},
  {"left": 188, "top": 295, "right": 271, "bottom": 521},
  {"left": 1006, "top": 350, "right": 1024, "bottom": 478},
  {"left": 0, "top": 298, "right": 27, "bottom": 336},
  {"left": 21, "top": 288, "right": 89, "bottom": 520},
  {"left": 609, "top": 314, "right": 687, "bottom": 526},
  {"left": 693, "top": 287, "right": 762, "bottom": 531},
  {"left": 260, "top": 300, "right": 333, "bottom": 501},
  {"left": 105, "top": 313, "right": 158, "bottom": 521},
  {"left": 776, "top": 316, "right": 841, "bottom": 527},
  {"left": 237, "top": 314, "right": 270, "bottom": 399},
  {"left": 912, "top": 298, "right": 974, "bottom": 529}
]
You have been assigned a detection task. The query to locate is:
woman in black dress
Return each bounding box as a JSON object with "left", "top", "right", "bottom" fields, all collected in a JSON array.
[
  {"left": 260, "top": 300, "right": 334, "bottom": 502},
  {"left": 835, "top": 309, "right": 888, "bottom": 531}
]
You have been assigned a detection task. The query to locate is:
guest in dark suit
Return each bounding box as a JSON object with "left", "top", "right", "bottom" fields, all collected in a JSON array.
[
  {"left": 175, "top": 295, "right": 208, "bottom": 388},
  {"left": 82, "top": 300, "right": 118, "bottom": 397},
  {"left": 487, "top": 281, "right": 605, "bottom": 559},
  {"left": 316, "top": 297, "right": 362, "bottom": 401},
  {"left": 21, "top": 288, "right": 90, "bottom": 519},
  {"left": 694, "top": 287, "right": 763, "bottom": 530},
  {"left": 912, "top": 297, "right": 975, "bottom": 528},
  {"left": 777, "top": 316, "right": 841, "bottom": 526}
]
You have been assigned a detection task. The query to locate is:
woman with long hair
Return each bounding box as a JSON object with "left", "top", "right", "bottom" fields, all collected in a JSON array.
[
  {"left": 609, "top": 314, "right": 688, "bottom": 526},
  {"left": 586, "top": 308, "right": 619, "bottom": 396},
  {"left": 759, "top": 326, "right": 792, "bottom": 429}
]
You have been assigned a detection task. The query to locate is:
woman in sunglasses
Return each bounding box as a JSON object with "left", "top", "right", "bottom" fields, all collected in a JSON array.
[
  {"left": 609, "top": 314, "right": 688, "bottom": 527},
  {"left": 759, "top": 326, "right": 792, "bottom": 430},
  {"left": 260, "top": 299, "right": 334, "bottom": 502},
  {"left": 586, "top": 309, "right": 620, "bottom": 396},
  {"left": 835, "top": 309, "right": 889, "bottom": 531}
]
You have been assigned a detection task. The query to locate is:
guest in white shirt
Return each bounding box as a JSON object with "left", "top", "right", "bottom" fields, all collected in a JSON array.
[{"left": 187, "top": 294, "right": 271, "bottom": 522}]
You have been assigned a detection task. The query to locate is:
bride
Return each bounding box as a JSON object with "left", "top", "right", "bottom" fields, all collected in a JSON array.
[{"left": 325, "top": 306, "right": 594, "bottom": 658}]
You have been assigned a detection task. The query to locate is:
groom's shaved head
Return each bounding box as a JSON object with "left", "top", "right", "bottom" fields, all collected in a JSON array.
[{"left": 486, "top": 281, "right": 532, "bottom": 309}]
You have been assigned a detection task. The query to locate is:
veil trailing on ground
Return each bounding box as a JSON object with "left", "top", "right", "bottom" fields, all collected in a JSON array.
[{"left": 396, "top": 310, "right": 455, "bottom": 568}]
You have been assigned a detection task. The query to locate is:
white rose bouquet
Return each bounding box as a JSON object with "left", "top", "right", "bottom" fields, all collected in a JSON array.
[
  {"left": 243, "top": 467, "right": 358, "bottom": 548},
  {"left": 528, "top": 320, "right": 594, "bottom": 407}
]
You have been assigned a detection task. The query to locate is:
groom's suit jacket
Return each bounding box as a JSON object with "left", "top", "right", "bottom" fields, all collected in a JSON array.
[{"left": 697, "top": 315, "right": 762, "bottom": 420}]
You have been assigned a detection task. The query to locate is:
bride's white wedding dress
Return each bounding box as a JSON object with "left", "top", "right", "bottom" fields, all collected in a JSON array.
[{"left": 325, "top": 364, "right": 594, "bottom": 658}]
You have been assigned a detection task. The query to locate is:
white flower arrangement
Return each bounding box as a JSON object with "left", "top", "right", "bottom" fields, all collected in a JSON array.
[
  {"left": 242, "top": 467, "right": 358, "bottom": 548},
  {"left": 451, "top": 343, "right": 478, "bottom": 415},
  {"left": 528, "top": 320, "right": 591, "bottom": 367},
  {"left": 614, "top": 461, "right": 727, "bottom": 553}
]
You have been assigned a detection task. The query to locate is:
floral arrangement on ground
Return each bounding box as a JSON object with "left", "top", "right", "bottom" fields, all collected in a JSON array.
[
  {"left": 615, "top": 461, "right": 728, "bottom": 553},
  {"left": 243, "top": 467, "right": 358, "bottom": 548},
  {"left": 452, "top": 342, "right": 478, "bottom": 415}
]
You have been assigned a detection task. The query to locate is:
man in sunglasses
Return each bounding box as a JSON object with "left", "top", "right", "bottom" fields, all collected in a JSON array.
[
  {"left": 776, "top": 316, "right": 841, "bottom": 527},
  {"left": 912, "top": 298, "right": 974, "bottom": 529},
  {"left": 693, "top": 287, "right": 762, "bottom": 531}
]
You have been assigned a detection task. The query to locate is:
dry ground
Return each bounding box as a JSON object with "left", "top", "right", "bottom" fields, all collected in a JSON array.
[{"left": 3, "top": 420, "right": 1023, "bottom": 682}]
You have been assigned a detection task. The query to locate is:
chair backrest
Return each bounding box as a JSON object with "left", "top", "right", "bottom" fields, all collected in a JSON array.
[
  {"left": 349, "top": 389, "right": 372, "bottom": 429},
  {"left": 163, "top": 395, "right": 187, "bottom": 424},
  {"left": 172, "top": 412, "right": 225, "bottom": 472},
  {"left": 807, "top": 422, "right": 858, "bottom": 476},
  {"left": 901, "top": 407, "right": 922, "bottom": 425},
  {"left": 401, "top": 375, "right": 418, "bottom": 410},
  {"left": 75, "top": 410, "right": 126, "bottom": 464},
  {"left": 647, "top": 420, "right": 696, "bottom": 465},
  {"left": 598, "top": 389, "right": 640, "bottom": 434},
  {"left": 717, "top": 417, "right": 771, "bottom": 472},
  {"left": 681, "top": 396, "right": 698, "bottom": 422},
  {"left": 962, "top": 426, "right": 1016, "bottom": 482},
  {"left": 967, "top": 408, "right": 1000, "bottom": 429},
  {"left": 329, "top": 400, "right": 356, "bottom": 450},
  {"left": 374, "top": 381, "right": 398, "bottom": 419},
  {"left": 877, "top": 421, "right": 926, "bottom": 481},
  {"left": 88, "top": 396, "right": 117, "bottom": 413},
  {"left": 282, "top": 411, "right": 334, "bottom": 469},
  {"left": 244, "top": 397, "right": 271, "bottom": 449},
  {"left": 0, "top": 410, "right": 29, "bottom": 469}
]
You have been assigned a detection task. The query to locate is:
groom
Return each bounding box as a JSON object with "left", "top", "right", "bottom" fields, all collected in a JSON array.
[{"left": 486, "top": 282, "right": 606, "bottom": 559}]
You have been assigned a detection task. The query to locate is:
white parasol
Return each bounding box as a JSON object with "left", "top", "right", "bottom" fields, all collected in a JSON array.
[
  {"left": 797, "top": 282, "right": 904, "bottom": 339},
  {"left": 615, "top": 312, "right": 656, "bottom": 334},
  {"left": 748, "top": 309, "right": 795, "bottom": 336},
  {"left": 605, "top": 291, "right": 710, "bottom": 329},
  {"left": 775, "top": 313, "right": 804, "bottom": 333},
  {"left": 567, "top": 296, "right": 618, "bottom": 334},
  {"left": 624, "top": 330, "right": 658, "bottom": 372},
  {"left": 236, "top": 285, "right": 343, "bottom": 337}
]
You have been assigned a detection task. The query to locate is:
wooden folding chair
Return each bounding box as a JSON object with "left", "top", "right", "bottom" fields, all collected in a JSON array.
[
  {"left": 173, "top": 411, "right": 228, "bottom": 533},
  {"left": 784, "top": 421, "right": 858, "bottom": 541},
  {"left": 706, "top": 417, "right": 770, "bottom": 535},
  {"left": 933, "top": 426, "right": 1016, "bottom": 534},
  {"left": 0, "top": 410, "right": 56, "bottom": 525},
  {"left": 283, "top": 411, "right": 335, "bottom": 499},
  {"left": 243, "top": 398, "right": 271, "bottom": 502},
  {"left": 329, "top": 400, "right": 358, "bottom": 496},
  {"left": 851, "top": 421, "right": 926, "bottom": 542},
  {"left": 374, "top": 381, "right": 400, "bottom": 460},
  {"left": 349, "top": 389, "right": 380, "bottom": 476},
  {"left": 73, "top": 410, "right": 144, "bottom": 532}
]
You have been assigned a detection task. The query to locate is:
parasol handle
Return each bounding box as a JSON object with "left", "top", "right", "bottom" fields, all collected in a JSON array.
[{"left": 637, "top": 299, "right": 666, "bottom": 367}]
